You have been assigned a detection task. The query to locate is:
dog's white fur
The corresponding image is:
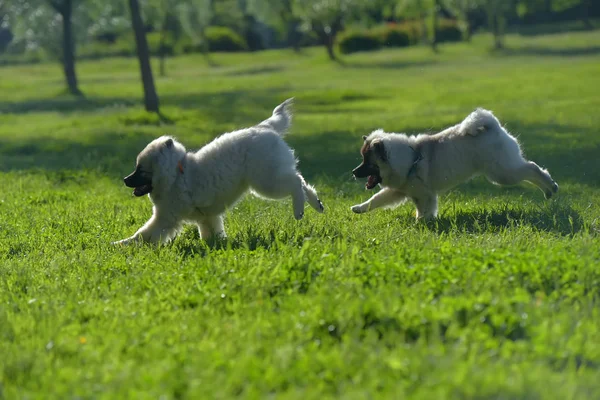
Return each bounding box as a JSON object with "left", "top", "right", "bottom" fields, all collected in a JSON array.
[
  {"left": 351, "top": 108, "right": 559, "bottom": 219},
  {"left": 114, "top": 98, "right": 324, "bottom": 245}
]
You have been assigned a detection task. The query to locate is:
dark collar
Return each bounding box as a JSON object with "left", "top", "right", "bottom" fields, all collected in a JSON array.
[{"left": 407, "top": 146, "right": 423, "bottom": 178}]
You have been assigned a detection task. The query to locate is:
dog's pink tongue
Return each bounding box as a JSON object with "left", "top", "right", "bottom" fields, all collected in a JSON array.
[{"left": 366, "top": 175, "right": 376, "bottom": 189}]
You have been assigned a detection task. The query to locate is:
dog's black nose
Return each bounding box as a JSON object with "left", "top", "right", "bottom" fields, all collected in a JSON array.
[
  {"left": 352, "top": 164, "right": 368, "bottom": 178},
  {"left": 123, "top": 171, "right": 137, "bottom": 187}
]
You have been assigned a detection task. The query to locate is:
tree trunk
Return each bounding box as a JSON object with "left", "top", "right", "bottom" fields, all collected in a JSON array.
[
  {"left": 493, "top": 14, "right": 505, "bottom": 49},
  {"left": 128, "top": 0, "right": 160, "bottom": 113},
  {"left": 582, "top": 0, "right": 592, "bottom": 29},
  {"left": 313, "top": 24, "right": 337, "bottom": 61},
  {"left": 287, "top": 19, "right": 301, "bottom": 53},
  {"left": 431, "top": 0, "right": 440, "bottom": 52},
  {"left": 325, "top": 36, "right": 336, "bottom": 60},
  {"left": 50, "top": 0, "right": 81, "bottom": 95},
  {"left": 544, "top": 0, "right": 552, "bottom": 21},
  {"left": 464, "top": 19, "right": 472, "bottom": 42},
  {"left": 159, "top": 14, "right": 168, "bottom": 77},
  {"left": 487, "top": 0, "right": 504, "bottom": 49}
]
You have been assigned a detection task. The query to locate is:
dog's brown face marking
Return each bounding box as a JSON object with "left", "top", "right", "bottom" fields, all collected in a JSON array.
[{"left": 353, "top": 137, "right": 385, "bottom": 189}]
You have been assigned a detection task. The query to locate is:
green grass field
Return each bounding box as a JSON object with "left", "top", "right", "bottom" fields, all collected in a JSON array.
[{"left": 1, "top": 31, "right": 600, "bottom": 399}]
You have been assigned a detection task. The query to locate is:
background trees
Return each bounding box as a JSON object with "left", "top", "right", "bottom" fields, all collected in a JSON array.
[
  {"left": 0, "top": 0, "right": 597, "bottom": 109},
  {"left": 7, "top": 0, "right": 88, "bottom": 95},
  {"left": 128, "top": 0, "right": 160, "bottom": 113}
]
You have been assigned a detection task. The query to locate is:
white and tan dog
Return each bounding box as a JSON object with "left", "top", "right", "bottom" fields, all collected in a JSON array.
[
  {"left": 351, "top": 108, "right": 558, "bottom": 219},
  {"left": 114, "top": 98, "right": 324, "bottom": 245}
]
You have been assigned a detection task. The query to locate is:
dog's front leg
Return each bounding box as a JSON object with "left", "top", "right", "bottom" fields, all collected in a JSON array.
[
  {"left": 413, "top": 194, "right": 438, "bottom": 220},
  {"left": 197, "top": 216, "right": 226, "bottom": 241},
  {"left": 351, "top": 188, "right": 406, "bottom": 214},
  {"left": 113, "top": 215, "right": 178, "bottom": 245}
]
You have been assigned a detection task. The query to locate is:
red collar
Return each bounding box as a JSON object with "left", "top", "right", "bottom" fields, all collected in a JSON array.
[{"left": 177, "top": 161, "right": 184, "bottom": 174}]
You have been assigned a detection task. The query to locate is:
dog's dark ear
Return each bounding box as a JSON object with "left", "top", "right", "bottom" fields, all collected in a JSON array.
[
  {"left": 362, "top": 135, "right": 368, "bottom": 141},
  {"left": 165, "top": 138, "right": 173, "bottom": 149},
  {"left": 372, "top": 140, "right": 387, "bottom": 162}
]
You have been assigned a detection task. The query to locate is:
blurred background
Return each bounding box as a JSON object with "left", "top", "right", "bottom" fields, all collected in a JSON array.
[{"left": 1, "top": 0, "right": 598, "bottom": 103}]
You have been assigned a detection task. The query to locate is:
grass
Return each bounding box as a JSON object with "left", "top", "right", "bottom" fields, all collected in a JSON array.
[{"left": 1, "top": 30, "right": 600, "bottom": 399}]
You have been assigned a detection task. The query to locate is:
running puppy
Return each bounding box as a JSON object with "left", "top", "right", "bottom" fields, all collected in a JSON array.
[
  {"left": 114, "top": 98, "right": 324, "bottom": 245},
  {"left": 351, "top": 108, "right": 558, "bottom": 219}
]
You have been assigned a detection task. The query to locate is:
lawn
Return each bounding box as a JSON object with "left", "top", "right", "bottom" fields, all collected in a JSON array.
[{"left": 1, "top": 31, "right": 600, "bottom": 399}]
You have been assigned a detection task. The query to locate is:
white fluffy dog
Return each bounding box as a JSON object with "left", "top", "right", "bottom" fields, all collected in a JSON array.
[
  {"left": 351, "top": 108, "right": 558, "bottom": 219},
  {"left": 113, "top": 98, "right": 324, "bottom": 245}
]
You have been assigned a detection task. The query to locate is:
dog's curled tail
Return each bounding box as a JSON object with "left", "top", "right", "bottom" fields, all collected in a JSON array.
[
  {"left": 460, "top": 108, "right": 502, "bottom": 136},
  {"left": 259, "top": 98, "right": 294, "bottom": 135}
]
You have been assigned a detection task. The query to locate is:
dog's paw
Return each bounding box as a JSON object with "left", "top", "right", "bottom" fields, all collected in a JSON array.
[
  {"left": 545, "top": 182, "right": 559, "bottom": 199},
  {"left": 316, "top": 199, "right": 325, "bottom": 213},
  {"left": 295, "top": 211, "right": 304, "bottom": 220},
  {"left": 111, "top": 236, "right": 140, "bottom": 246},
  {"left": 351, "top": 204, "right": 367, "bottom": 214}
]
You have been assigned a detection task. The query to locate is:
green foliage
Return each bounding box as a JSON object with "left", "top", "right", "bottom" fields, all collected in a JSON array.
[
  {"left": 436, "top": 19, "right": 464, "bottom": 42},
  {"left": 205, "top": 26, "right": 248, "bottom": 52},
  {"left": 1, "top": 30, "right": 600, "bottom": 398},
  {"left": 337, "top": 18, "right": 460, "bottom": 55},
  {"left": 78, "top": 35, "right": 135, "bottom": 59},
  {"left": 373, "top": 24, "right": 413, "bottom": 47},
  {"left": 179, "top": 26, "right": 248, "bottom": 53},
  {"left": 146, "top": 31, "right": 177, "bottom": 56},
  {"left": 338, "top": 30, "right": 382, "bottom": 54}
]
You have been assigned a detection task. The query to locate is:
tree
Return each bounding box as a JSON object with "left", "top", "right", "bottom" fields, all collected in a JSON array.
[
  {"left": 144, "top": 0, "right": 185, "bottom": 76},
  {"left": 442, "top": 0, "right": 482, "bottom": 40},
  {"left": 7, "top": 0, "right": 84, "bottom": 95},
  {"left": 49, "top": 0, "right": 81, "bottom": 95},
  {"left": 128, "top": 0, "right": 160, "bottom": 113},
  {"left": 294, "top": 0, "right": 362, "bottom": 61},
  {"left": 248, "top": 0, "right": 302, "bottom": 51},
  {"left": 177, "top": 0, "right": 213, "bottom": 58},
  {"left": 397, "top": 0, "right": 434, "bottom": 45},
  {"left": 485, "top": 0, "right": 507, "bottom": 49},
  {"left": 431, "top": 0, "right": 441, "bottom": 51}
]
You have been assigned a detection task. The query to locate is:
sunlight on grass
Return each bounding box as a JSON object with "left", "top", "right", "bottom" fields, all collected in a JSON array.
[{"left": 0, "top": 30, "right": 599, "bottom": 398}]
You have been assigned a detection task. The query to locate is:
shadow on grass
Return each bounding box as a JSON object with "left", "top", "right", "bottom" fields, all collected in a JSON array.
[
  {"left": 0, "top": 131, "right": 158, "bottom": 176},
  {"left": 222, "top": 65, "right": 286, "bottom": 77},
  {"left": 171, "top": 226, "right": 312, "bottom": 259},
  {"left": 413, "top": 202, "right": 584, "bottom": 236},
  {"left": 0, "top": 92, "right": 598, "bottom": 190},
  {"left": 342, "top": 60, "right": 437, "bottom": 70},
  {"left": 0, "top": 96, "right": 137, "bottom": 114},
  {"left": 499, "top": 45, "right": 600, "bottom": 57}
]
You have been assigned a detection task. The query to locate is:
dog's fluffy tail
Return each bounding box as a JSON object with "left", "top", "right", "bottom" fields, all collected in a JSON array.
[
  {"left": 259, "top": 98, "right": 294, "bottom": 135},
  {"left": 459, "top": 108, "right": 502, "bottom": 136}
]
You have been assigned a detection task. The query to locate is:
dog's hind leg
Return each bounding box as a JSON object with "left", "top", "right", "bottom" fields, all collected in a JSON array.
[
  {"left": 485, "top": 161, "right": 558, "bottom": 199},
  {"left": 198, "top": 216, "right": 226, "bottom": 240},
  {"left": 298, "top": 174, "right": 325, "bottom": 213},
  {"left": 251, "top": 172, "right": 321, "bottom": 220},
  {"left": 351, "top": 188, "right": 407, "bottom": 214}
]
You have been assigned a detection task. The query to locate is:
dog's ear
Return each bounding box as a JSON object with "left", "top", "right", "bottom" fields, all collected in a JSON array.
[
  {"left": 362, "top": 135, "right": 368, "bottom": 141},
  {"left": 165, "top": 138, "right": 174, "bottom": 149},
  {"left": 372, "top": 140, "right": 387, "bottom": 162}
]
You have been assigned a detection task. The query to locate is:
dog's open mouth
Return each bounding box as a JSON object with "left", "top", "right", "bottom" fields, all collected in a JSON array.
[
  {"left": 366, "top": 175, "right": 381, "bottom": 190},
  {"left": 133, "top": 184, "right": 153, "bottom": 197}
]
